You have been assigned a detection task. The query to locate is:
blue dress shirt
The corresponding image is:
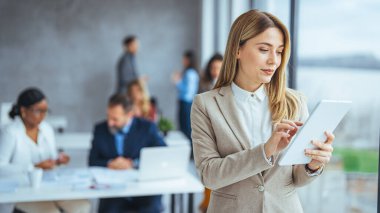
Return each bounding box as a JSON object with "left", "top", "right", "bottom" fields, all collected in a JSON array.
[
  {"left": 114, "top": 118, "right": 134, "bottom": 156},
  {"left": 176, "top": 68, "right": 199, "bottom": 103}
]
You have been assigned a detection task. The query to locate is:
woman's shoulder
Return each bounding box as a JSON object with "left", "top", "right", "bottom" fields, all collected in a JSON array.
[
  {"left": 197, "top": 87, "right": 219, "bottom": 97},
  {"left": 1, "top": 118, "right": 24, "bottom": 135},
  {"left": 194, "top": 87, "right": 223, "bottom": 107}
]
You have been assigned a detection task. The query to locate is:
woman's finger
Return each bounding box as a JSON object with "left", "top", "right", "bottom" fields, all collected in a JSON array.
[
  {"left": 324, "top": 131, "right": 335, "bottom": 144},
  {"left": 306, "top": 154, "right": 330, "bottom": 164},
  {"left": 274, "top": 123, "right": 296, "bottom": 132},
  {"left": 305, "top": 149, "right": 332, "bottom": 158},
  {"left": 311, "top": 141, "right": 334, "bottom": 152},
  {"left": 280, "top": 119, "right": 298, "bottom": 128}
]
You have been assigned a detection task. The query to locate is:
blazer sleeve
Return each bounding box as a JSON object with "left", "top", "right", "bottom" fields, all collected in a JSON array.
[
  {"left": 88, "top": 126, "right": 109, "bottom": 167},
  {"left": 191, "top": 94, "right": 274, "bottom": 190},
  {"left": 292, "top": 92, "right": 321, "bottom": 187},
  {"left": 0, "top": 129, "right": 33, "bottom": 175},
  {"left": 148, "top": 123, "right": 166, "bottom": 147}
]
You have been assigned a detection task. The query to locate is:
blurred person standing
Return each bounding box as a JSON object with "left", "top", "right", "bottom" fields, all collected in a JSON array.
[
  {"left": 0, "top": 87, "right": 90, "bottom": 213},
  {"left": 198, "top": 53, "right": 223, "bottom": 93},
  {"left": 172, "top": 50, "right": 199, "bottom": 143},
  {"left": 126, "top": 79, "right": 157, "bottom": 122},
  {"left": 116, "top": 35, "right": 140, "bottom": 94}
]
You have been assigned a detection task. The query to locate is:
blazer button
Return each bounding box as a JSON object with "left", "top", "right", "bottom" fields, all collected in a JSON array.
[{"left": 258, "top": 185, "right": 265, "bottom": 192}]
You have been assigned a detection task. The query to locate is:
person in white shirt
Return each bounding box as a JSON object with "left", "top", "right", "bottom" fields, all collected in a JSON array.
[
  {"left": 190, "top": 10, "right": 335, "bottom": 213},
  {"left": 0, "top": 87, "right": 90, "bottom": 213}
]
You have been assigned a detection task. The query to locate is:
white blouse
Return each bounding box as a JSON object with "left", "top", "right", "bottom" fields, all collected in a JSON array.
[
  {"left": 231, "top": 82, "right": 273, "bottom": 148},
  {"left": 0, "top": 117, "right": 58, "bottom": 176}
]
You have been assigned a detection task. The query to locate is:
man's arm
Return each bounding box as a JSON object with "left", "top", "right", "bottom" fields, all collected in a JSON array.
[
  {"left": 148, "top": 123, "right": 167, "bottom": 147},
  {"left": 88, "top": 126, "right": 109, "bottom": 167}
]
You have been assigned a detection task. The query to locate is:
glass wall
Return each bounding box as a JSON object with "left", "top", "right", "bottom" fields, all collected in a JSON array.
[{"left": 279, "top": 1, "right": 378, "bottom": 212}]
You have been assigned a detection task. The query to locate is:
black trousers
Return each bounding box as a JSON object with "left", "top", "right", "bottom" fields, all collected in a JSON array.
[
  {"left": 178, "top": 100, "right": 193, "bottom": 158},
  {"left": 98, "top": 195, "right": 162, "bottom": 213}
]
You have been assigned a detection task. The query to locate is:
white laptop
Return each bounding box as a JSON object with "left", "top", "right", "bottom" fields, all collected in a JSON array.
[{"left": 138, "top": 146, "right": 191, "bottom": 181}]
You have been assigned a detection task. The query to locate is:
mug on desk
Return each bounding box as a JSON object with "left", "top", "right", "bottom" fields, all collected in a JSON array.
[{"left": 28, "top": 168, "right": 43, "bottom": 189}]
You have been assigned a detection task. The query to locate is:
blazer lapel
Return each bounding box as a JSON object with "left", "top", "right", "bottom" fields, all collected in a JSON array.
[
  {"left": 107, "top": 134, "right": 118, "bottom": 157},
  {"left": 215, "top": 86, "right": 251, "bottom": 150}
]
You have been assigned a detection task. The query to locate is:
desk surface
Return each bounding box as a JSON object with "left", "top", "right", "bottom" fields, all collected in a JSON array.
[
  {"left": 56, "top": 130, "right": 189, "bottom": 150},
  {"left": 0, "top": 168, "right": 203, "bottom": 203}
]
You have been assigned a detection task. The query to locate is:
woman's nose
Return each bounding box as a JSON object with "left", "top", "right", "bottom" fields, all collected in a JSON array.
[{"left": 267, "top": 51, "right": 278, "bottom": 65}]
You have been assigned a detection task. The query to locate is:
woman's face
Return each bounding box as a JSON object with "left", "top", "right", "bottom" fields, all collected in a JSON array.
[
  {"left": 236, "top": 27, "right": 284, "bottom": 86},
  {"left": 130, "top": 84, "right": 143, "bottom": 102},
  {"left": 182, "top": 57, "right": 189, "bottom": 67},
  {"left": 210, "top": 60, "right": 222, "bottom": 79},
  {"left": 21, "top": 99, "right": 48, "bottom": 127}
]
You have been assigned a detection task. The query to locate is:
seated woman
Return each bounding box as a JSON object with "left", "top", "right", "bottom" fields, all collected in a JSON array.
[
  {"left": 126, "top": 79, "right": 157, "bottom": 122},
  {"left": 0, "top": 87, "right": 90, "bottom": 213}
]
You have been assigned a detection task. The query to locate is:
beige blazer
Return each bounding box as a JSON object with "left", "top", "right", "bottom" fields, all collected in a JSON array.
[{"left": 191, "top": 85, "right": 320, "bottom": 213}]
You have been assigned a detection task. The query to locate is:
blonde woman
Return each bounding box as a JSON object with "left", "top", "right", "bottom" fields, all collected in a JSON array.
[
  {"left": 191, "top": 10, "right": 334, "bottom": 212},
  {"left": 127, "top": 79, "right": 157, "bottom": 122}
]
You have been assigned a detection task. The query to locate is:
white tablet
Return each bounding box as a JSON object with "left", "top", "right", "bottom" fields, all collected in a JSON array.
[{"left": 278, "top": 100, "right": 352, "bottom": 166}]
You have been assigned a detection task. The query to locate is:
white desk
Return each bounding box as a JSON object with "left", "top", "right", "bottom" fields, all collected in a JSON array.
[
  {"left": 0, "top": 173, "right": 202, "bottom": 203},
  {"left": 0, "top": 168, "right": 203, "bottom": 213},
  {"left": 55, "top": 130, "right": 190, "bottom": 150}
]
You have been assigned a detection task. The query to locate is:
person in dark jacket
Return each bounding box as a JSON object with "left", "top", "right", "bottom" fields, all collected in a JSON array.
[{"left": 89, "top": 94, "right": 166, "bottom": 213}]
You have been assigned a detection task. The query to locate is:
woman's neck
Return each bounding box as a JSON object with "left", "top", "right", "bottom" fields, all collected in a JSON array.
[
  {"left": 22, "top": 120, "right": 38, "bottom": 132},
  {"left": 234, "top": 74, "right": 262, "bottom": 92}
]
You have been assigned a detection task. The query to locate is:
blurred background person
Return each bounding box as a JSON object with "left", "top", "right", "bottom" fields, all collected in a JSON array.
[
  {"left": 0, "top": 87, "right": 90, "bottom": 213},
  {"left": 197, "top": 53, "right": 223, "bottom": 213},
  {"left": 172, "top": 50, "right": 199, "bottom": 144},
  {"left": 198, "top": 53, "right": 223, "bottom": 94},
  {"left": 126, "top": 79, "right": 157, "bottom": 122},
  {"left": 89, "top": 93, "right": 166, "bottom": 213},
  {"left": 116, "top": 35, "right": 140, "bottom": 94}
]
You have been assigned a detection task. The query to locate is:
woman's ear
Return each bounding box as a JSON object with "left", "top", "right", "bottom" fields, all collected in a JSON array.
[
  {"left": 236, "top": 48, "right": 241, "bottom": 59},
  {"left": 20, "top": 107, "right": 26, "bottom": 118}
]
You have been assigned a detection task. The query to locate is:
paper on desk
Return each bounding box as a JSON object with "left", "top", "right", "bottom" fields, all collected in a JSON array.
[
  {"left": 42, "top": 168, "right": 92, "bottom": 189},
  {"left": 90, "top": 167, "right": 138, "bottom": 185}
]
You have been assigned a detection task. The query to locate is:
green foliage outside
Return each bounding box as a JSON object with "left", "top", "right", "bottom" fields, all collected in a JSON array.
[{"left": 333, "top": 148, "right": 379, "bottom": 173}]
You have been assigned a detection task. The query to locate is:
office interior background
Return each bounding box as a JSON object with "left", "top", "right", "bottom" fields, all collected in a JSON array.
[{"left": 0, "top": 0, "right": 379, "bottom": 212}]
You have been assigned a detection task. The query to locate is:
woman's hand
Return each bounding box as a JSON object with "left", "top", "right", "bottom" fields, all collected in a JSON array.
[
  {"left": 35, "top": 159, "right": 56, "bottom": 170},
  {"left": 57, "top": 152, "right": 70, "bottom": 165},
  {"left": 305, "top": 131, "right": 335, "bottom": 171},
  {"left": 264, "top": 119, "right": 303, "bottom": 158},
  {"left": 171, "top": 71, "right": 182, "bottom": 84}
]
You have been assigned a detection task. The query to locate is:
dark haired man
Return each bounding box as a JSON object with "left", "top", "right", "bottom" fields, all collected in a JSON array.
[
  {"left": 116, "top": 35, "right": 139, "bottom": 94},
  {"left": 89, "top": 94, "right": 166, "bottom": 213}
]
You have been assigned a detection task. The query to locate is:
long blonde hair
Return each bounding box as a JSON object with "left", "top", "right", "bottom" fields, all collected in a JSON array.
[
  {"left": 214, "top": 9, "right": 300, "bottom": 123},
  {"left": 127, "top": 79, "right": 151, "bottom": 118}
]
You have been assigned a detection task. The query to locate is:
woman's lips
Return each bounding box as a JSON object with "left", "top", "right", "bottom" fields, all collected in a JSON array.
[{"left": 261, "top": 69, "right": 274, "bottom": 75}]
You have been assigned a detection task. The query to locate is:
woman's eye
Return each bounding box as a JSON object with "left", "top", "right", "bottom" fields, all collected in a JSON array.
[
  {"left": 277, "top": 51, "right": 283, "bottom": 55},
  {"left": 259, "top": 49, "right": 269, "bottom": 52}
]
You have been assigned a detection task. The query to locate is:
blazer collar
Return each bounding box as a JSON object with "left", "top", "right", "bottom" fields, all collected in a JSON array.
[{"left": 216, "top": 85, "right": 251, "bottom": 150}]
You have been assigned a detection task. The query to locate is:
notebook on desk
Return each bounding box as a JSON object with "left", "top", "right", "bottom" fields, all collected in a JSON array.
[{"left": 138, "top": 146, "right": 191, "bottom": 181}]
